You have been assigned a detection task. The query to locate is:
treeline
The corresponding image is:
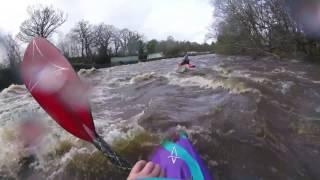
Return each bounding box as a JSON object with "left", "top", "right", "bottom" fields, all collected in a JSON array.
[
  {"left": 0, "top": 4, "right": 214, "bottom": 89},
  {"left": 209, "top": 0, "right": 320, "bottom": 59},
  {"left": 146, "top": 36, "right": 214, "bottom": 58},
  {"left": 57, "top": 21, "right": 213, "bottom": 65},
  {"left": 57, "top": 21, "right": 144, "bottom": 64},
  {"left": 0, "top": 5, "right": 214, "bottom": 71}
]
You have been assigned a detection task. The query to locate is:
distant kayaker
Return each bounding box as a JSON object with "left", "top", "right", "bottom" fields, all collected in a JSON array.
[
  {"left": 127, "top": 160, "right": 164, "bottom": 180},
  {"left": 180, "top": 53, "right": 190, "bottom": 66}
]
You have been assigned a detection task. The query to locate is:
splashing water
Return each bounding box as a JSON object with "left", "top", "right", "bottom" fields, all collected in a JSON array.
[{"left": 0, "top": 54, "right": 320, "bottom": 179}]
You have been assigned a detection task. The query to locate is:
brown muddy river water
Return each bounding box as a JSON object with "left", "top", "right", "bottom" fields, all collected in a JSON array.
[{"left": 0, "top": 54, "right": 319, "bottom": 180}]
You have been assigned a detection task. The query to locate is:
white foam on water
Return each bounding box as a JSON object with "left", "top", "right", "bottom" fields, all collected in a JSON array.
[
  {"left": 96, "top": 110, "right": 146, "bottom": 144},
  {"left": 280, "top": 81, "right": 295, "bottom": 95},
  {"left": 226, "top": 69, "right": 270, "bottom": 83},
  {"left": 0, "top": 84, "right": 87, "bottom": 177},
  {"left": 0, "top": 126, "right": 21, "bottom": 175},
  {"left": 78, "top": 67, "right": 97, "bottom": 77},
  {"left": 168, "top": 75, "right": 260, "bottom": 95},
  {"left": 0, "top": 54, "right": 319, "bottom": 178},
  {"left": 295, "top": 75, "right": 320, "bottom": 84},
  {"left": 130, "top": 72, "right": 156, "bottom": 84},
  {"left": 0, "top": 119, "right": 68, "bottom": 176},
  {"left": 1, "top": 84, "right": 27, "bottom": 94}
]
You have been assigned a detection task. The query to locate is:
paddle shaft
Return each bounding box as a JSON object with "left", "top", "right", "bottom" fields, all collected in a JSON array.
[{"left": 93, "top": 135, "right": 132, "bottom": 171}]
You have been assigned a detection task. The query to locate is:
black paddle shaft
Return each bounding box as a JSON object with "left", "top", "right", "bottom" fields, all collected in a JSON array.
[{"left": 93, "top": 135, "right": 132, "bottom": 171}]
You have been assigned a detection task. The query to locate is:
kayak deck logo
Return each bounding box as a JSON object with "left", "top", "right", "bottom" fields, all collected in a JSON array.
[{"left": 168, "top": 145, "right": 180, "bottom": 164}]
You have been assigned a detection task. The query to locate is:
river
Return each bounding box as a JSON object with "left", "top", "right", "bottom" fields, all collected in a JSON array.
[{"left": 0, "top": 54, "right": 319, "bottom": 180}]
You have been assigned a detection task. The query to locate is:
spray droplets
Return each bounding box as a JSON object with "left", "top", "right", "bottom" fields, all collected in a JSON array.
[{"left": 34, "top": 64, "right": 68, "bottom": 94}]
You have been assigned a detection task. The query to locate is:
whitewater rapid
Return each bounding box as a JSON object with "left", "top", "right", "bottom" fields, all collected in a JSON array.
[{"left": 0, "top": 54, "right": 319, "bottom": 180}]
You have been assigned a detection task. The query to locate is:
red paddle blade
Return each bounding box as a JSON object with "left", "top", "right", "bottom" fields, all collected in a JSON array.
[{"left": 21, "top": 37, "right": 97, "bottom": 142}]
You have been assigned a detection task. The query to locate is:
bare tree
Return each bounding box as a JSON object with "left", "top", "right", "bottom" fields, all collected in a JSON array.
[
  {"left": 127, "top": 31, "right": 143, "bottom": 55},
  {"left": 119, "top": 28, "right": 131, "bottom": 55},
  {"left": 6, "top": 35, "right": 21, "bottom": 68},
  {"left": 17, "top": 5, "right": 67, "bottom": 42},
  {"left": 71, "top": 20, "right": 94, "bottom": 59},
  {"left": 211, "top": 0, "right": 301, "bottom": 54},
  {"left": 118, "top": 29, "right": 143, "bottom": 56},
  {"left": 112, "top": 28, "right": 122, "bottom": 56},
  {"left": 67, "top": 32, "right": 83, "bottom": 57},
  {"left": 1, "top": 34, "right": 21, "bottom": 69},
  {"left": 57, "top": 33, "right": 72, "bottom": 57},
  {"left": 93, "top": 23, "right": 115, "bottom": 57}
]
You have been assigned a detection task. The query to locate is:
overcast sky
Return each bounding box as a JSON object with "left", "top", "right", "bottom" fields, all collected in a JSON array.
[{"left": 0, "top": 0, "right": 213, "bottom": 43}]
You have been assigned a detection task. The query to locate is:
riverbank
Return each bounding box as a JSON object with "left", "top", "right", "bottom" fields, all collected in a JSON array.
[
  {"left": 71, "top": 51, "right": 212, "bottom": 70},
  {"left": 0, "top": 52, "right": 212, "bottom": 91},
  {"left": 213, "top": 44, "right": 320, "bottom": 63}
]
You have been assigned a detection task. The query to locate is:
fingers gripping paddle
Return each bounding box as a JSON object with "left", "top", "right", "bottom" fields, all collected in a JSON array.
[{"left": 20, "top": 38, "right": 131, "bottom": 171}]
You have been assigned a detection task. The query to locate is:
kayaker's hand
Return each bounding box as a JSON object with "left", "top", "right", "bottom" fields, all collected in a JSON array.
[{"left": 127, "top": 160, "right": 164, "bottom": 180}]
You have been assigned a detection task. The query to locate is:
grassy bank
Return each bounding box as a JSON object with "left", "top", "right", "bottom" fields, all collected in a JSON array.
[
  {"left": 0, "top": 52, "right": 212, "bottom": 91},
  {"left": 69, "top": 52, "right": 212, "bottom": 70}
]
